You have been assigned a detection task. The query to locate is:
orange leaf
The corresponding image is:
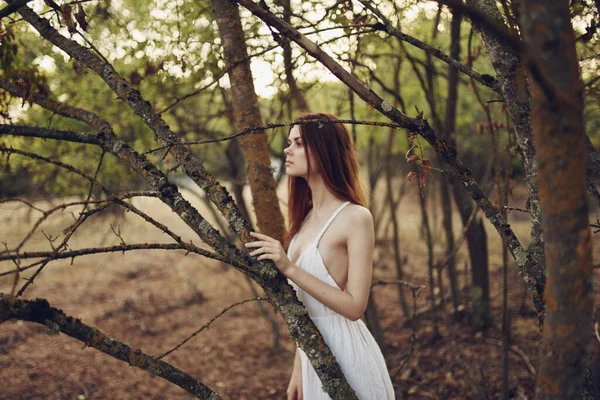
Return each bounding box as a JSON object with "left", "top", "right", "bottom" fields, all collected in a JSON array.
[
  {"left": 421, "top": 160, "right": 432, "bottom": 175},
  {"left": 406, "top": 171, "right": 418, "bottom": 181}
]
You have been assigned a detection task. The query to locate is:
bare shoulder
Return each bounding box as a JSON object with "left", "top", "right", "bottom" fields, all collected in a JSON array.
[{"left": 339, "top": 203, "right": 373, "bottom": 230}]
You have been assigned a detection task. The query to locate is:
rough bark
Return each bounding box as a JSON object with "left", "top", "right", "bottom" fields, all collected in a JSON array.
[
  {"left": 520, "top": 1, "right": 594, "bottom": 398},
  {"left": 0, "top": 294, "right": 221, "bottom": 400},
  {"left": 465, "top": 0, "right": 545, "bottom": 327},
  {"left": 1, "top": 23, "right": 356, "bottom": 398},
  {"left": 13, "top": 3, "right": 256, "bottom": 251},
  {"left": 221, "top": 95, "right": 282, "bottom": 350},
  {"left": 222, "top": 93, "right": 252, "bottom": 226},
  {"left": 0, "top": 80, "right": 247, "bottom": 271},
  {"left": 358, "top": 0, "right": 502, "bottom": 93},
  {"left": 212, "top": 0, "right": 285, "bottom": 242},
  {"left": 235, "top": 0, "right": 543, "bottom": 322}
]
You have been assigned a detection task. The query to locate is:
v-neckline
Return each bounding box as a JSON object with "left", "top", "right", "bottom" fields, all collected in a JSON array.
[
  {"left": 289, "top": 201, "right": 349, "bottom": 266},
  {"left": 291, "top": 240, "right": 316, "bottom": 266}
]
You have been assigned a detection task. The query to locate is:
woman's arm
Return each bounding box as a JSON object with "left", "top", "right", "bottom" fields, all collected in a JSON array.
[{"left": 245, "top": 207, "right": 374, "bottom": 321}]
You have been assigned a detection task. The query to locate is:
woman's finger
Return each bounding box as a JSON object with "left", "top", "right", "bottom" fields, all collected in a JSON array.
[
  {"left": 245, "top": 240, "right": 268, "bottom": 248},
  {"left": 251, "top": 244, "right": 277, "bottom": 254},
  {"left": 249, "top": 231, "right": 272, "bottom": 241},
  {"left": 250, "top": 247, "right": 268, "bottom": 256}
]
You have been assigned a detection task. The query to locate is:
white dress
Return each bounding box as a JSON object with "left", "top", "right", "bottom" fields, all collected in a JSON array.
[{"left": 287, "top": 201, "right": 395, "bottom": 399}]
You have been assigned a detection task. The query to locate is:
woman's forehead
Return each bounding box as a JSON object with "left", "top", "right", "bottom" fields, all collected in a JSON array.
[{"left": 288, "top": 125, "right": 301, "bottom": 139}]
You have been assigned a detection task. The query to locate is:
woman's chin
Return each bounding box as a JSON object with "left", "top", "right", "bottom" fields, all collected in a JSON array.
[{"left": 286, "top": 169, "right": 306, "bottom": 179}]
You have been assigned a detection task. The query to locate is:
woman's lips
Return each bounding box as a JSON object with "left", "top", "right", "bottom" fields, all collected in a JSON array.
[{"left": 285, "top": 160, "right": 293, "bottom": 166}]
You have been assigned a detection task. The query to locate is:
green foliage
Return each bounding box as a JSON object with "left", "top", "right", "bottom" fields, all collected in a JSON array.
[{"left": 1, "top": 0, "right": 598, "bottom": 198}]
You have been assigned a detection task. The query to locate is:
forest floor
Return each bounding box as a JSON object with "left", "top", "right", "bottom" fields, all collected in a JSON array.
[{"left": 2, "top": 182, "right": 600, "bottom": 399}]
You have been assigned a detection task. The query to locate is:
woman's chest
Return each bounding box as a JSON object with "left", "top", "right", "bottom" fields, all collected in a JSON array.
[{"left": 292, "top": 224, "right": 349, "bottom": 289}]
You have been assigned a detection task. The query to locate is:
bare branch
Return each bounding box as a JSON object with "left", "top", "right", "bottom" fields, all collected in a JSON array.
[
  {"left": 0, "top": 145, "right": 111, "bottom": 197},
  {"left": 143, "top": 118, "right": 404, "bottom": 154},
  {"left": 0, "top": 124, "right": 99, "bottom": 144},
  {"left": 0, "top": 294, "right": 222, "bottom": 400},
  {"left": 0, "top": 80, "right": 252, "bottom": 277},
  {"left": 428, "top": 0, "right": 522, "bottom": 54},
  {"left": 0, "top": 193, "right": 157, "bottom": 257},
  {"left": 357, "top": 0, "right": 502, "bottom": 93},
  {"left": 371, "top": 279, "right": 425, "bottom": 291},
  {"left": 235, "top": 0, "right": 537, "bottom": 312},
  {"left": 0, "top": 0, "right": 33, "bottom": 19},
  {"left": 0, "top": 243, "right": 235, "bottom": 277},
  {"left": 11, "top": 5, "right": 258, "bottom": 252},
  {"left": 0, "top": 146, "right": 207, "bottom": 292},
  {"left": 158, "top": 297, "right": 268, "bottom": 360},
  {"left": 392, "top": 286, "right": 424, "bottom": 381}
]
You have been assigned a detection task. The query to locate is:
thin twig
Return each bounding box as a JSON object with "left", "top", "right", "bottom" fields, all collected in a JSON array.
[
  {"left": 142, "top": 118, "right": 404, "bottom": 155},
  {"left": 0, "top": 242, "right": 234, "bottom": 277},
  {"left": 392, "top": 286, "right": 425, "bottom": 380},
  {"left": 157, "top": 297, "right": 268, "bottom": 360},
  {"left": 371, "top": 279, "right": 426, "bottom": 291}
]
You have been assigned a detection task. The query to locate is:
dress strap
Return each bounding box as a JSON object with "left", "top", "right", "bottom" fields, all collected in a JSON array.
[{"left": 315, "top": 201, "right": 350, "bottom": 246}]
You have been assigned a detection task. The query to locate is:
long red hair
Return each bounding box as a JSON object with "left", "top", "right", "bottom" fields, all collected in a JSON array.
[{"left": 286, "top": 113, "right": 367, "bottom": 246}]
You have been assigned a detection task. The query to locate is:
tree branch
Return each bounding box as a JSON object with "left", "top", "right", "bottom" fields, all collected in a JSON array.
[
  {"left": 5, "top": 7, "right": 359, "bottom": 394},
  {"left": 12, "top": 3, "right": 257, "bottom": 250},
  {"left": 235, "top": 0, "right": 542, "bottom": 316},
  {"left": 0, "top": 79, "right": 252, "bottom": 277},
  {"left": 0, "top": 294, "right": 221, "bottom": 400},
  {"left": 357, "top": 0, "right": 502, "bottom": 93},
  {"left": 157, "top": 297, "right": 268, "bottom": 360},
  {"left": 429, "top": 0, "right": 522, "bottom": 54},
  {"left": 0, "top": 243, "right": 234, "bottom": 277},
  {"left": 0, "top": 0, "right": 33, "bottom": 19}
]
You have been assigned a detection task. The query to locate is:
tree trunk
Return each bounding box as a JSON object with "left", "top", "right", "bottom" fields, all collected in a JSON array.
[
  {"left": 236, "top": 0, "right": 545, "bottom": 326},
  {"left": 454, "top": 189, "right": 491, "bottom": 332},
  {"left": 419, "top": 181, "right": 440, "bottom": 338},
  {"left": 440, "top": 9, "right": 463, "bottom": 314},
  {"left": 212, "top": 0, "right": 285, "bottom": 241},
  {"left": 465, "top": 0, "right": 545, "bottom": 325},
  {"left": 11, "top": 4, "right": 358, "bottom": 396},
  {"left": 280, "top": 0, "right": 310, "bottom": 112},
  {"left": 520, "top": 1, "right": 594, "bottom": 398}
]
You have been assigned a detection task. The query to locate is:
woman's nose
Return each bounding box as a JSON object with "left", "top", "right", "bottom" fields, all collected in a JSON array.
[{"left": 284, "top": 145, "right": 292, "bottom": 155}]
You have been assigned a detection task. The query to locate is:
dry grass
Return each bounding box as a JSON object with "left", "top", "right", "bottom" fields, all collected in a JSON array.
[{"left": 1, "top": 181, "right": 599, "bottom": 399}]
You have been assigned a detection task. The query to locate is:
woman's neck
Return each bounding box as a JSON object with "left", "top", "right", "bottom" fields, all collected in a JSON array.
[{"left": 307, "top": 174, "right": 340, "bottom": 216}]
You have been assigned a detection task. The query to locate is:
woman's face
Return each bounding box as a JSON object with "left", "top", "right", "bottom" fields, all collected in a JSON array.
[{"left": 284, "top": 125, "right": 317, "bottom": 179}]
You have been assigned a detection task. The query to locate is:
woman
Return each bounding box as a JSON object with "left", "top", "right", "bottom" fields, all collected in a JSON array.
[{"left": 245, "top": 113, "right": 395, "bottom": 399}]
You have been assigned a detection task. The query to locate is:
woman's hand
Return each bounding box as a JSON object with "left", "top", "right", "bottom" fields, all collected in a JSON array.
[
  {"left": 287, "top": 370, "right": 303, "bottom": 400},
  {"left": 245, "top": 232, "right": 295, "bottom": 276},
  {"left": 287, "top": 349, "right": 303, "bottom": 400}
]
